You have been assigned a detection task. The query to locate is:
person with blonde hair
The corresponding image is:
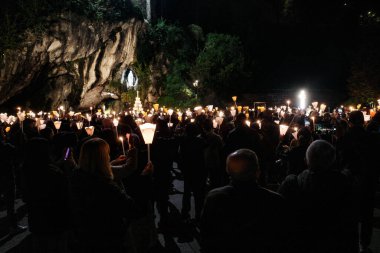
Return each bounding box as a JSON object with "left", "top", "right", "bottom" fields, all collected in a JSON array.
[{"left": 70, "top": 138, "right": 141, "bottom": 253}]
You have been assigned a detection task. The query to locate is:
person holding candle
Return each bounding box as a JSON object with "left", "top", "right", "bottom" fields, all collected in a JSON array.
[{"left": 70, "top": 138, "right": 143, "bottom": 253}]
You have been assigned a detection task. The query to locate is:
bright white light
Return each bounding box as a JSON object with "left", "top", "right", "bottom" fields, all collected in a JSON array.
[{"left": 298, "top": 90, "right": 307, "bottom": 110}]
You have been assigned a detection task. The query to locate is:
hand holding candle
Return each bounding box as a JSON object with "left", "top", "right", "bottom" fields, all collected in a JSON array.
[{"left": 119, "top": 137, "right": 126, "bottom": 156}]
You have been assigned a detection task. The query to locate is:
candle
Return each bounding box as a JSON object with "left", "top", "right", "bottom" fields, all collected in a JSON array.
[
  {"left": 113, "top": 118, "right": 119, "bottom": 138},
  {"left": 256, "top": 120, "right": 261, "bottom": 129},
  {"left": 85, "top": 126, "right": 94, "bottom": 136},
  {"left": 311, "top": 116, "right": 315, "bottom": 131},
  {"left": 54, "top": 121, "right": 61, "bottom": 132},
  {"left": 279, "top": 124, "right": 289, "bottom": 136},
  {"left": 119, "top": 137, "right": 126, "bottom": 156},
  {"left": 139, "top": 123, "right": 157, "bottom": 162}
]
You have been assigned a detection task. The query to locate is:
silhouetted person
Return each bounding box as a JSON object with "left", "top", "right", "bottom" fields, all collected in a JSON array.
[
  {"left": 279, "top": 140, "right": 357, "bottom": 253},
  {"left": 202, "top": 118, "right": 224, "bottom": 188},
  {"left": 224, "top": 113, "right": 261, "bottom": 157},
  {"left": 179, "top": 123, "right": 206, "bottom": 221},
  {"left": 286, "top": 127, "right": 312, "bottom": 175},
  {"left": 70, "top": 138, "right": 141, "bottom": 253},
  {"left": 201, "top": 149, "right": 286, "bottom": 253},
  {"left": 22, "top": 138, "right": 70, "bottom": 253},
  {"left": 0, "top": 134, "right": 26, "bottom": 234},
  {"left": 337, "top": 111, "right": 379, "bottom": 253},
  {"left": 151, "top": 119, "right": 177, "bottom": 227}
]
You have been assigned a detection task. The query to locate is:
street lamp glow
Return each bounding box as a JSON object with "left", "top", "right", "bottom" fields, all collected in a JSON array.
[{"left": 298, "top": 90, "right": 307, "bottom": 110}]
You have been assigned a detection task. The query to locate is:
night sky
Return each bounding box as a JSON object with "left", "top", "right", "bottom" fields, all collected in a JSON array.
[{"left": 152, "top": 0, "right": 380, "bottom": 93}]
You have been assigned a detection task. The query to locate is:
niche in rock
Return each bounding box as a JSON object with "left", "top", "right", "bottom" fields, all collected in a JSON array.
[{"left": 121, "top": 68, "right": 138, "bottom": 89}]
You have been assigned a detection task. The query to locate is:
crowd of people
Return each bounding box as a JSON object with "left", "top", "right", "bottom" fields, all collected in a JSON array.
[{"left": 0, "top": 106, "right": 379, "bottom": 253}]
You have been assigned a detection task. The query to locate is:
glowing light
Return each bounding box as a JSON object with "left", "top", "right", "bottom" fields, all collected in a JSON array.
[{"left": 298, "top": 90, "right": 307, "bottom": 110}]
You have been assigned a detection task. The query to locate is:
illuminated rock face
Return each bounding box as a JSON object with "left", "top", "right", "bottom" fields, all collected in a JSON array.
[{"left": 0, "top": 14, "right": 144, "bottom": 109}]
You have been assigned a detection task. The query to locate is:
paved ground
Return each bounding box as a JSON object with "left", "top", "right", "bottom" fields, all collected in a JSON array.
[{"left": 1, "top": 174, "right": 380, "bottom": 253}]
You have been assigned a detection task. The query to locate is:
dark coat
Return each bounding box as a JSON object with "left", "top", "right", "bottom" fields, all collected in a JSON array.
[
  {"left": 201, "top": 180, "right": 286, "bottom": 253},
  {"left": 287, "top": 144, "right": 308, "bottom": 175},
  {"left": 179, "top": 135, "right": 206, "bottom": 182},
  {"left": 23, "top": 163, "right": 70, "bottom": 234},
  {"left": 70, "top": 169, "right": 141, "bottom": 253},
  {"left": 279, "top": 169, "right": 357, "bottom": 253},
  {"left": 0, "top": 141, "right": 15, "bottom": 178}
]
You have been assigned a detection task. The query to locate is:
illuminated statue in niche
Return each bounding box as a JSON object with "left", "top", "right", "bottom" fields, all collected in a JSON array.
[{"left": 121, "top": 68, "right": 139, "bottom": 89}]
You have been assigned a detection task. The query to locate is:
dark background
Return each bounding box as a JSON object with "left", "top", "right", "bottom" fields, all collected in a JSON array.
[{"left": 151, "top": 0, "right": 380, "bottom": 94}]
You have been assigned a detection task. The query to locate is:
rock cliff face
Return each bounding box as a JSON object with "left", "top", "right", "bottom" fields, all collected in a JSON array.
[{"left": 0, "top": 14, "right": 145, "bottom": 109}]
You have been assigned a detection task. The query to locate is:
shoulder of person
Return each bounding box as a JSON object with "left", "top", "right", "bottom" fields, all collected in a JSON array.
[
  {"left": 207, "top": 185, "right": 235, "bottom": 200},
  {"left": 48, "top": 163, "right": 64, "bottom": 175},
  {"left": 259, "top": 186, "right": 284, "bottom": 201}
]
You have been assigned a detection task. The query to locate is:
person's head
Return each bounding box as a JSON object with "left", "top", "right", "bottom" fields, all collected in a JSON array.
[
  {"left": 226, "top": 149, "right": 260, "bottom": 182},
  {"left": 79, "top": 138, "right": 113, "bottom": 180},
  {"left": 297, "top": 127, "right": 312, "bottom": 146},
  {"left": 335, "top": 119, "right": 348, "bottom": 138},
  {"left": 349, "top": 111, "right": 364, "bottom": 127},
  {"left": 373, "top": 111, "right": 380, "bottom": 122},
  {"left": 202, "top": 118, "right": 213, "bottom": 133},
  {"left": 24, "top": 138, "right": 51, "bottom": 166},
  {"left": 234, "top": 113, "right": 247, "bottom": 127},
  {"left": 306, "top": 140, "right": 336, "bottom": 172},
  {"left": 185, "top": 123, "right": 199, "bottom": 137},
  {"left": 40, "top": 127, "right": 54, "bottom": 141}
]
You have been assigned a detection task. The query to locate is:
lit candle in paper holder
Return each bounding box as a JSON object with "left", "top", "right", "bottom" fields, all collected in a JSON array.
[
  {"left": 194, "top": 106, "right": 203, "bottom": 115},
  {"left": 245, "top": 120, "right": 251, "bottom": 127},
  {"left": 113, "top": 118, "right": 119, "bottom": 138},
  {"left": 279, "top": 124, "right": 289, "bottom": 136},
  {"left": 85, "top": 126, "right": 94, "bottom": 136},
  {"left": 0, "top": 113, "right": 7, "bottom": 123},
  {"left": 38, "top": 123, "right": 46, "bottom": 131},
  {"left": 319, "top": 104, "right": 327, "bottom": 114},
  {"left": 76, "top": 121, "right": 84, "bottom": 130},
  {"left": 230, "top": 107, "right": 237, "bottom": 117},
  {"left": 370, "top": 109, "right": 376, "bottom": 118},
  {"left": 54, "top": 121, "right": 62, "bottom": 132},
  {"left": 213, "top": 119, "right": 218, "bottom": 128},
  {"left": 139, "top": 123, "right": 157, "bottom": 162},
  {"left": 168, "top": 109, "right": 174, "bottom": 124},
  {"left": 119, "top": 137, "right": 126, "bottom": 156}
]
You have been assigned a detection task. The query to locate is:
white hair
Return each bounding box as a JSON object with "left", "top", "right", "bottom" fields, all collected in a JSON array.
[{"left": 306, "top": 140, "right": 336, "bottom": 171}]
